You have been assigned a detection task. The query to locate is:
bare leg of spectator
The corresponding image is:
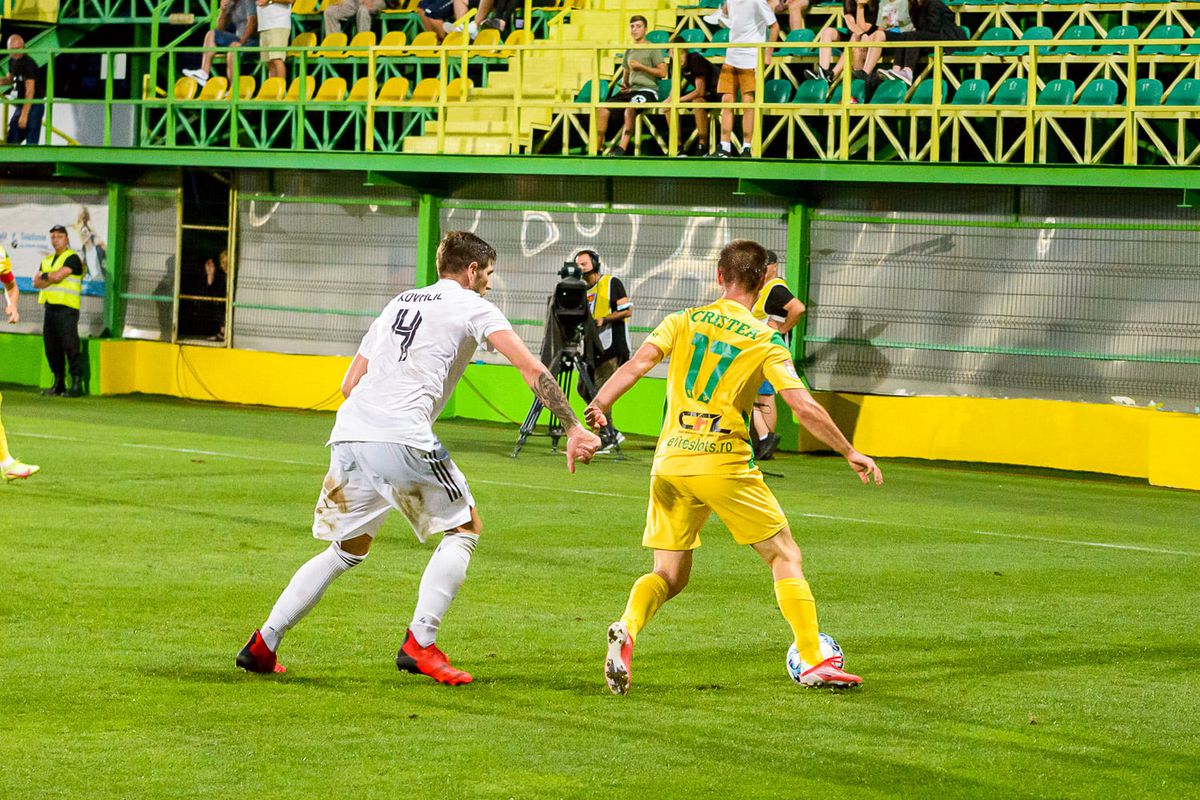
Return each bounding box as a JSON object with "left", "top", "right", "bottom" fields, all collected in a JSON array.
[
  {"left": 740, "top": 90, "right": 756, "bottom": 154},
  {"left": 618, "top": 107, "right": 636, "bottom": 152},
  {"left": 693, "top": 107, "right": 709, "bottom": 150},
  {"left": 269, "top": 57, "right": 286, "bottom": 80},
  {"left": 597, "top": 106, "right": 612, "bottom": 149},
  {"left": 817, "top": 27, "right": 840, "bottom": 73},
  {"left": 787, "top": 0, "right": 808, "bottom": 33},
  {"left": 720, "top": 92, "right": 735, "bottom": 148}
]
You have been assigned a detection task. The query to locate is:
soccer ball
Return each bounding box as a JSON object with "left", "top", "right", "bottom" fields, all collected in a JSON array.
[{"left": 786, "top": 633, "right": 844, "bottom": 683}]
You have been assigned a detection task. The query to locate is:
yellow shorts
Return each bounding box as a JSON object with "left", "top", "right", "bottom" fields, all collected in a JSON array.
[{"left": 643, "top": 472, "right": 788, "bottom": 551}]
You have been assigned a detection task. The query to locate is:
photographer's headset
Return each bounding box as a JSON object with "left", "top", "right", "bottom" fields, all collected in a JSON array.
[{"left": 577, "top": 250, "right": 602, "bottom": 274}]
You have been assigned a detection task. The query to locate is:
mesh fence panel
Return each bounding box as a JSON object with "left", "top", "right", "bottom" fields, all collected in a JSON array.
[{"left": 122, "top": 190, "right": 178, "bottom": 341}]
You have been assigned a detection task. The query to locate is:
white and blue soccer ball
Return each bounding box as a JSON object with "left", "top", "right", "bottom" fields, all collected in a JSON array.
[{"left": 786, "top": 633, "right": 844, "bottom": 683}]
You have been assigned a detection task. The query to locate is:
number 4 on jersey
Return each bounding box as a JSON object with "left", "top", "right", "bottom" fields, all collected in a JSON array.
[
  {"left": 391, "top": 308, "right": 423, "bottom": 361},
  {"left": 684, "top": 332, "right": 742, "bottom": 403}
]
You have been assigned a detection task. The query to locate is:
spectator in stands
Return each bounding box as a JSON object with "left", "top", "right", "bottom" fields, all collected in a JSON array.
[
  {"left": 183, "top": 0, "right": 259, "bottom": 87},
  {"left": 256, "top": 0, "right": 294, "bottom": 80},
  {"left": 597, "top": 16, "right": 666, "bottom": 157},
  {"left": 715, "top": 0, "right": 779, "bottom": 158},
  {"left": 778, "top": 0, "right": 808, "bottom": 36},
  {"left": 806, "top": 0, "right": 877, "bottom": 84},
  {"left": 418, "top": 0, "right": 490, "bottom": 39},
  {"left": 671, "top": 37, "right": 720, "bottom": 157},
  {"left": 324, "top": 0, "right": 385, "bottom": 37},
  {"left": 871, "top": 0, "right": 963, "bottom": 85},
  {"left": 1, "top": 35, "right": 43, "bottom": 145}
]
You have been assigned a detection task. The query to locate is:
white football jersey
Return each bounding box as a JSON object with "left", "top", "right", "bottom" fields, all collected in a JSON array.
[{"left": 329, "top": 278, "right": 512, "bottom": 450}]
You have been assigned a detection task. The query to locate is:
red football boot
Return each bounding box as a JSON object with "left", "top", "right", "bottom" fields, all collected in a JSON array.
[
  {"left": 236, "top": 629, "right": 286, "bottom": 674},
  {"left": 798, "top": 656, "right": 861, "bottom": 688},
  {"left": 396, "top": 629, "right": 473, "bottom": 685},
  {"left": 604, "top": 621, "right": 633, "bottom": 695}
]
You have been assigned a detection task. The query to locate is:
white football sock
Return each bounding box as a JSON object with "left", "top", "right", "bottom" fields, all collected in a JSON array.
[
  {"left": 261, "top": 543, "right": 365, "bottom": 651},
  {"left": 720, "top": 141, "right": 732, "bottom": 153},
  {"left": 409, "top": 532, "right": 478, "bottom": 647}
]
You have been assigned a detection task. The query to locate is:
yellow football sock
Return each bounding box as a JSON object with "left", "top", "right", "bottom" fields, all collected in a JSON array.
[
  {"left": 0, "top": 392, "right": 10, "bottom": 463},
  {"left": 775, "top": 577, "right": 823, "bottom": 666},
  {"left": 619, "top": 573, "right": 669, "bottom": 643}
]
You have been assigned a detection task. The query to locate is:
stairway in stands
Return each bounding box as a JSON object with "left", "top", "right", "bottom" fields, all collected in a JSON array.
[{"left": 401, "top": 1, "right": 676, "bottom": 155}]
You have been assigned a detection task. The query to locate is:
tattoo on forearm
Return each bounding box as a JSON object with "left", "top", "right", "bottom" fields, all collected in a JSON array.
[{"left": 534, "top": 370, "right": 579, "bottom": 428}]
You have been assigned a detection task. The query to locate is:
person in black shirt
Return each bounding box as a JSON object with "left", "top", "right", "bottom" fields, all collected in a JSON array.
[
  {"left": 672, "top": 40, "right": 720, "bottom": 156},
  {"left": 576, "top": 249, "right": 632, "bottom": 450},
  {"left": 871, "top": 0, "right": 965, "bottom": 85},
  {"left": 1, "top": 35, "right": 43, "bottom": 145}
]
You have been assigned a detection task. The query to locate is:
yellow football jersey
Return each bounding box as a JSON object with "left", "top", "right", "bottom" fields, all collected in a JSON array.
[
  {"left": 645, "top": 297, "right": 806, "bottom": 476},
  {"left": 0, "top": 246, "right": 11, "bottom": 278}
]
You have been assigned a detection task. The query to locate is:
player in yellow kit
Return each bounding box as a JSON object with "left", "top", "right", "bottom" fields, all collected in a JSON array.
[
  {"left": 585, "top": 240, "right": 881, "bottom": 694},
  {"left": 0, "top": 245, "right": 40, "bottom": 481}
]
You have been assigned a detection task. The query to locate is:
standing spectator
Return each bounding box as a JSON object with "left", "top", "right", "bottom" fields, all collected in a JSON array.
[
  {"left": 256, "top": 0, "right": 294, "bottom": 80},
  {"left": 596, "top": 16, "right": 666, "bottom": 156},
  {"left": 873, "top": 0, "right": 963, "bottom": 85},
  {"left": 575, "top": 249, "right": 632, "bottom": 449},
  {"left": 324, "top": 0, "right": 385, "bottom": 37},
  {"left": 32, "top": 225, "right": 86, "bottom": 398},
  {"left": 806, "top": 0, "right": 878, "bottom": 84},
  {"left": 1, "top": 35, "right": 43, "bottom": 145},
  {"left": 183, "top": 0, "right": 260, "bottom": 87},
  {"left": 716, "top": 0, "right": 779, "bottom": 158},
  {"left": 672, "top": 38, "right": 720, "bottom": 156}
]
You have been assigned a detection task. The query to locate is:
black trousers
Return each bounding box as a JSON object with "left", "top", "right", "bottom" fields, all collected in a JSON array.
[{"left": 43, "top": 303, "right": 84, "bottom": 385}]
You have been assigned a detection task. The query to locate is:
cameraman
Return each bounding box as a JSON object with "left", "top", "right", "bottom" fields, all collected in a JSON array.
[{"left": 575, "top": 249, "right": 632, "bottom": 448}]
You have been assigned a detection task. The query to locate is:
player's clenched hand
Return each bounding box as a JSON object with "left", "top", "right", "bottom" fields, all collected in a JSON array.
[
  {"left": 584, "top": 403, "right": 608, "bottom": 430},
  {"left": 847, "top": 450, "right": 882, "bottom": 485},
  {"left": 5, "top": 305, "right": 18, "bottom": 324},
  {"left": 565, "top": 427, "right": 601, "bottom": 473}
]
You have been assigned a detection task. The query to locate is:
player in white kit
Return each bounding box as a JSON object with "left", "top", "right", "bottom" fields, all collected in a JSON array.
[{"left": 237, "top": 231, "right": 601, "bottom": 684}]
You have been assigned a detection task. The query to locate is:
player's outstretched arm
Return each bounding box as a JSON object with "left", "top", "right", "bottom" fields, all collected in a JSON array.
[
  {"left": 778, "top": 387, "right": 883, "bottom": 485},
  {"left": 3, "top": 280, "right": 18, "bottom": 324},
  {"left": 584, "top": 342, "right": 663, "bottom": 430},
  {"left": 488, "top": 329, "right": 601, "bottom": 472},
  {"left": 341, "top": 354, "right": 369, "bottom": 398}
]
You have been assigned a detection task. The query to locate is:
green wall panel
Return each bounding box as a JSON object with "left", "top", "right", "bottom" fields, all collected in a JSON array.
[{"left": 0, "top": 333, "right": 102, "bottom": 395}]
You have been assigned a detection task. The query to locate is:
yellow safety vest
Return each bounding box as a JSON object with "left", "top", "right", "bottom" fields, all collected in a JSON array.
[
  {"left": 751, "top": 277, "right": 789, "bottom": 321},
  {"left": 587, "top": 273, "right": 616, "bottom": 321},
  {"left": 39, "top": 249, "right": 82, "bottom": 309}
]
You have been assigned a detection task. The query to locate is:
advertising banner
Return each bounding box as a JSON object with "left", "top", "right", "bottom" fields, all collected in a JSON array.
[{"left": 0, "top": 199, "right": 107, "bottom": 297}]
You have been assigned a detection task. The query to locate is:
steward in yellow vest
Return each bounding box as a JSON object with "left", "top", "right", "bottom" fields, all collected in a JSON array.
[
  {"left": 750, "top": 251, "right": 806, "bottom": 461},
  {"left": 32, "top": 225, "right": 87, "bottom": 397},
  {"left": 575, "top": 249, "right": 633, "bottom": 449}
]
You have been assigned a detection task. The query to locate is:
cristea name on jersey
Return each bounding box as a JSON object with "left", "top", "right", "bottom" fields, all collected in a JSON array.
[{"left": 690, "top": 310, "right": 762, "bottom": 339}]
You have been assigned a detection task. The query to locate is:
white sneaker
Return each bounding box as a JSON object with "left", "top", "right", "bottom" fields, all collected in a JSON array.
[
  {"left": 443, "top": 21, "right": 461, "bottom": 34},
  {"left": 702, "top": 11, "right": 730, "bottom": 27},
  {"left": 467, "top": 20, "right": 478, "bottom": 38},
  {"left": 182, "top": 68, "right": 209, "bottom": 86}
]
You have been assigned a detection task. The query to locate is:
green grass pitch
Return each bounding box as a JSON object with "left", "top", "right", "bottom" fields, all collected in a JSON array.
[{"left": 1, "top": 386, "right": 1198, "bottom": 799}]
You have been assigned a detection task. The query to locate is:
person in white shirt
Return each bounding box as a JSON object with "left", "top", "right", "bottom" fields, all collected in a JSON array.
[
  {"left": 716, "top": 0, "right": 779, "bottom": 157},
  {"left": 256, "top": 0, "right": 293, "bottom": 80},
  {"left": 236, "top": 231, "right": 601, "bottom": 684}
]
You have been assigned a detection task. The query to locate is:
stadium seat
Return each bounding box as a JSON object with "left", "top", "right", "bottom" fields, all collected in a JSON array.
[
  {"left": 1037, "top": 79, "right": 1076, "bottom": 106},
  {"left": 315, "top": 77, "right": 348, "bottom": 101},
  {"left": 702, "top": 29, "right": 730, "bottom": 58},
  {"left": 473, "top": 27, "right": 502, "bottom": 55},
  {"left": 379, "top": 31, "right": 408, "bottom": 56},
  {"left": 1142, "top": 26, "right": 1184, "bottom": 56},
  {"left": 763, "top": 79, "right": 793, "bottom": 104},
  {"left": 174, "top": 76, "right": 198, "bottom": 100},
  {"left": 292, "top": 0, "right": 317, "bottom": 13},
  {"left": 407, "top": 31, "right": 439, "bottom": 56},
  {"left": 1164, "top": 79, "right": 1200, "bottom": 107},
  {"left": 1049, "top": 25, "right": 1096, "bottom": 56},
  {"left": 830, "top": 78, "right": 865, "bottom": 104},
  {"left": 349, "top": 77, "right": 376, "bottom": 101},
  {"left": 198, "top": 76, "right": 229, "bottom": 101},
  {"left": 778, "top": 28, "right": 816, "bottom": 57},
  {"left": 1096, "top": 25, "right": 1138, "bottom": 56},
  {"left": 443, "top": 31, "right": 470, "bottom": 49},
  {"left": 499, "top": 29, "right": 532, "bottom": 57},
  {"left": 868, "top": 79, "right": 907, "bottom": 104},
  {"left": 908, "top": 80, "right": 945, "bottom": 104},
  {"left": 411, "top": 77, "right": 441, "bottom": 103},
  {"left": 347, "top": 31, "right": 377, "bottom": 57},
  {"left": 992, "top": 77, "right": 1026, "bottom": 105},
  {"left": 574, "top": 79, "right": 610, "bottom": 103},
  {"left": 1077, "top": 78, "right": 1118, "bottom": 106},
  {"left": 1185, "top": 34, "right": 1200, "bottom": 56},
  {"left": 977, "top": 27, "right": 1016, "bottom": 57},
  {"left": 378, "top": 75, "right": 410, "bottom": 102},
  {"left": 445, "top": 76, "right": 472, "bottom": 101},
  {"left": 951, "top": 79, "right": 989, "bottom": 105},
  {"left": 1019, "top": 26, "right": 1054, "bottom": 56},
  {"left": 316, "top": 32, "right": 348, "bottom": 58},
  {"left": 678, "top": 29, "right": 705, "bottom": 45},
  {"left": 254, "top": 76, "right": 286, "bottom": 100},
  {"left": 792, "top": 78, "right": 829, "bottom": 103},
  {"left": 287, "top": 76, "right": 317, "bottom": 102},
  {"left": 291, "top": 32, "right": 318, "bottom": 51},
  {"left": 235, "top": 76, "right": 256, "bottom": 100},
  {"left": 656, "top": 78, "right": 673, "bottom": 101},
  {"left": 1135, "top": 79, "right": 1164, "bottom": 105},
  {"left": 646, "top": 30, "right": 669, "bottom": 44}
]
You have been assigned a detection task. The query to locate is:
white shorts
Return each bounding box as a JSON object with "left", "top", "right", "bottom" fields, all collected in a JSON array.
[{"left": 312, "top": 441, "right": 475, "bottom": 543}]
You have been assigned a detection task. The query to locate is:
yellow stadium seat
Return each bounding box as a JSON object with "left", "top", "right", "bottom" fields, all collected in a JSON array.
[
  {"left": 379, "top": 31, "right": 408, "bottom": 56},
  {"left": 291, "top": 32, "right": 318, "bottom": 49},
  {"left": 291, "top": 0, "right": 317, "bottom": 13},
  {"left": 445, "top": 76, "right": 472, "bottom": 101},
  {"left": 349, "top": 77, "right": 376, "bottom": 101},
  {"left": 347, "top": 30, "right": 376, "bottom": 57},
  {"left": 317, "top": 32, "right": 348, "bottom": 58},
  {"left": 235, "top": 76, "right": 256, "bottom": 100},
  {"left": 411, "top": 77, "right": 441, "bottom": 103},
  {"left": 173, "top": 76, "right": 198, "bottom": 100},
  {"left": 254, "top": 76, "right": 286, "bottom": 100},
  {"left": 377, "top": 76, "right": 410, "bottom": 102},
  {"left": 472, "top": 27, "right": 501, "bottom": 55},
  {"left": 198, "top": 76, "right": 229, "bottom": 100},
  {"left": 442, "top": 31, "right": 467, "bottom": 49},
  {"left": 406, "top": 30, "right": 438, "bottom": 56},
  {"left": 381, "top": 0, "right": 418, "bottom": 10},
  {"left": 318, "top": 0, "right": 336, "bottom": 9},
  {"left": 499, "top": 29, "right": 531, "bottom": 57},
  {"left": 315, "top": 77, "right": 348, "bottom": 101},
  {"left": 286, "top": 76, "right": 317, "bottom": 101}
]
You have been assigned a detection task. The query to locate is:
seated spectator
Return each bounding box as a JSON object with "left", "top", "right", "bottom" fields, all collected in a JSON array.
[
  {"left": 418, "top": 0, "right": 490, "bottom": 39},
  {"left": 184, "top": 0, "right": 259, "bottom": 87},
  {"left": 324, "top": 0, "right": 385, "bottom": 37},
  {"left": 1, "top": 34, "right": 44, "bottom": 145},
  {"left": 806, "top": 0, "right": 878, "bottom": 84},
  {"left": 870, "top": 0, "right": 963, "bottom": 85},
  {"left": 597, "top": 16, "right": 666, "bottom": 156},
  {"left": 256, "top": 0, "right": 293, "bottom": 80},
  {"left": 671, "top": 38, "right": 720, "bottom": 156}
]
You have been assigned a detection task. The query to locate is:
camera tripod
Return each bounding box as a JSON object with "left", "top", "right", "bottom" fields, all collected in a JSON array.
[{"left": 512, "top": 334, "right": 623, "bottom": 460}]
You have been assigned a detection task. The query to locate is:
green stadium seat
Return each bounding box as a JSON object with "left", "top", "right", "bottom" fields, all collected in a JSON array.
[
  {"left": 698, "top": 0, "right": 723, "bottom": 7},
  {"left": 656, "top": 78, "right": 673, "bottom": 101},
  {"left": 830, "top": 78, "right": 865, "bottom": 104},
  {"left": 1037, "top": 79, "right": 1076, "bottom": 106},
  {"left": 574, "top": 79, "right": 610, "bottom": 103},
  {"left": 992, "top": 78, "right": 1026, "bottom": 105},
  {"left": 1135, "top": 79, "right": 1164, "bottom": 106},
  {"left": 646, "top": 30, "right": 670, "bottom": 45},
  {"left": 1142, "top": 26, "right": 1184, "bottom": 56},
  {"left": 951, "top": 78, "right": 989, "bottom": 105},
  {"left": 678, "top": 28, "right": 706, "bottom": 45},
  {"left": 702, "top": 28, "right": 730, "bottom": 58},
  {"left": 1185, "top": 35, "right": 1200, "bottom": 56},
  {"left": 1164, "top": 79, "right": 1200, "bottom": 107},
  {"left": 763, "top": 79, "right": 794, "bottom": 104},
  {"left": 778, "top": 28, "right": 817, "bottom": 57},
  {"left": 1049, "top": 25, "right": 1097, "bottom": 56},
  {"left": 1077, "top": 79, "right": 1118, "bottom": 106},
  {"left": 1096, "top": 25, "right": 1138, "bottom": 56},
  {"left": 869, "top": 79, "right": 908, "bottom": 104},
  {"left": 977, "top": 27, "right": 1016, "bottom": 57},
  {"left": 908, "top": 80, "right": 946, "bottom": 104},
  {"left": 1019, "top": 26, "right": 1054, "bottom": 57},
  {"left": 792, "top": 78, "right": 829, "bottom": 103}
]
